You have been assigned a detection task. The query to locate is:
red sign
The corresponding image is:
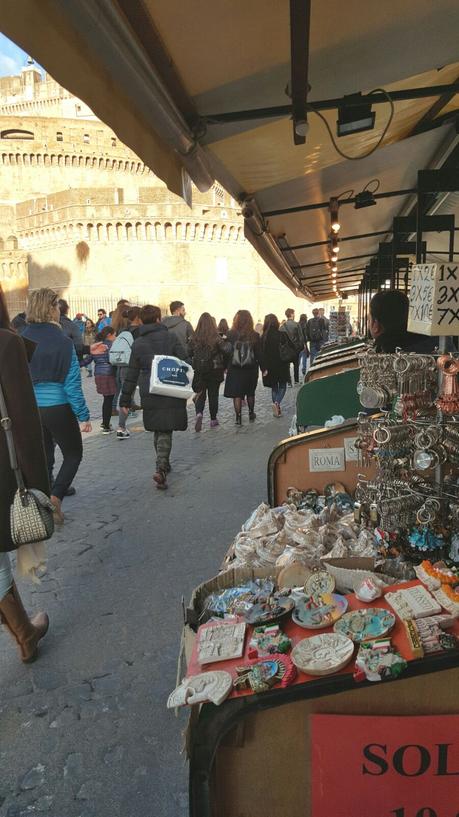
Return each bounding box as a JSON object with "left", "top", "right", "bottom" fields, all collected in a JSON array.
[{"left": 312, "top": 714, "right": 459, "bottom": 817}]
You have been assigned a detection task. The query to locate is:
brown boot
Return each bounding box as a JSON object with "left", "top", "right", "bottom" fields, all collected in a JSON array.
[
  {"left": 50, "top": 495, "right": 64, "bottom": 525},
  {"left": 0, "top": 583, "right": 49, "bottom": 663}
]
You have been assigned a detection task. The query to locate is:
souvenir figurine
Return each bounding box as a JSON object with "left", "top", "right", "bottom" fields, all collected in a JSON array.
[
  {"left": 167, "top": 671, "right": 233, "bottom": 708},
  {"left": 233, "top": 654, "right": 296, "bottom": 693},
  {"left": 353, "top": 638, "right": 407, "bottom": 683},
  {"left": 248, "top": 624, "right": 291, "bottom": 658}
]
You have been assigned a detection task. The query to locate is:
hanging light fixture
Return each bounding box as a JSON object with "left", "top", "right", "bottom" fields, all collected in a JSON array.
[
  {"left": 337, "top": 93, "right": 375, "bottom": 137},
  {"left": 329, "top": 197, "right": 340, "bottom": 233}
]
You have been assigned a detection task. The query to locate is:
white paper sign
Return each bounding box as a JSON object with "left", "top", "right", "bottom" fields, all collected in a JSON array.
[
  {"left": 344, "top": 437, "right": 359, "bottom": 462},
  {"left": 408, "top": 263, "right": 459, "bottom": 336},
  {"left": 309, "top": 448, "right": 345, "bottom": 472}
]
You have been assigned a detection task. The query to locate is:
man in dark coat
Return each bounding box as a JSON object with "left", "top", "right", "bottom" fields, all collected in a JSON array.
[
  {"left": 369, "top": 290, "right": 438, "bottom": 353},
  {"left": 162, "top": 300, "right": 194, "bottom": 363},
  {"left": 120, "top": 304, "right": 187, "bottom": 489},
  {"left": 58, "top": 299, "right": 83, "bottom": 358}
]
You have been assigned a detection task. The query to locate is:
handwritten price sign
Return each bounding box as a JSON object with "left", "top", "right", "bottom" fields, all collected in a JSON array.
[
  {"left": 311, "top": 715, "right": 459, "bottom": 817},
  {"left": 408, "top": 263, "right": 459, "bottom": 336}
]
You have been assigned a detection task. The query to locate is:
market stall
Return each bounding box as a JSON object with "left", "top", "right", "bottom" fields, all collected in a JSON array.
[{"left": 170, "top": 343, "right": 459, "bottom": 817}]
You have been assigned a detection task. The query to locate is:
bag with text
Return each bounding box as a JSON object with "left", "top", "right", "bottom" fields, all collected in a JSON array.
[{"left": 149, "top": 355, "right": 194, "bottom": 399}]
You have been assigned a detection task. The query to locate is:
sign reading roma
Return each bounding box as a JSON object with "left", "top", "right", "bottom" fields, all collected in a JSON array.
[{"left": 312, "top": 714, "right": 459, "bottom": 817}]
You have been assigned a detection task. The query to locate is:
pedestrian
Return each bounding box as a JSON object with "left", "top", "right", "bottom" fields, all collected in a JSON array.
[
  {"left": 307, "top": 308, "right": 327, "bottom": 364},
  {"left": 259, "top": 313, "right": 290, "bottom": 417},
  {"left": 191, "top": 312, "right": 231, "bottom": 431},
  {"left": 318, "top": 307, "right": 330, "bottom": 341},
  {"left": 73, "top": 312, "right": 86, "bottom": 336},
  {"left": 298, "top": 313, "right": 309, "bottom": 377},
  {"left": 162, "top": 300, "right": 194, "bottom": 362},
  {"left": 111, "top": 300, "right": 131, "bottom": 335},
  {"left": 280, "top": 308, "right": 303, "bottom": 384},
  {"left": 0, "top": 285, "right": 50, "bottom": 663},
  {"left": 217, "top": 318, "right": 229, "bottom": 338},
  {"left": 95, "top": 308, "right": 111, "bottom": 333},
  {"left": 84, "top": 326, "right": 117, "bottom": 433},
  {"left": 83, "top": 318, "right": 96, "bottom": 376},
  {"left": 110, "top": 306, "right": 142, "bottom": 439},
  {"left": 58, "top": 298, "right": 83, "bottom": 358},
  {"left": 254, "top": 321, "right": 263, "bottom": 335},
  {"left": 109, "top": 299, "right": 129, "bottom": 326},
  {"left": 22, "top": 288, "right": 91, "bottom": 524},
  {"left": 224, "top": 309, "right": 260, "bottom": 425},
  {"left": 120, "top": 305, "right": 187, "bottom": 490}
]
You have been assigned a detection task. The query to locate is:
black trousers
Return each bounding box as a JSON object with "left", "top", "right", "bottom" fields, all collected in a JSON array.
[
  {"left": 195, "top": 381, "right": 220, "bottom": 419},
  {"left": 102, "top": 394, "right": 115, "bottom": 429},
  {"left": 40, "top": 404, "right": 83, "bottom": 500}
]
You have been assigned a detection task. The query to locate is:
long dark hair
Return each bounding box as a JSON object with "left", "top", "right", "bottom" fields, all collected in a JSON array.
[
  {"left": 195, "top": 312, "right": 219, "bottom": 347},
  {"left": 0, "top": 285, "right": 11, "bottom": 330},
  {"left": 262, "top": 313, "right": 279, "bottom": 334},
  {"left": 218, "top": 318, "right": 229, "bottom": 335},
  {"left": 111, "top": 299, "right": 130, "bottom": 334},
  {"left": 232, "top": 309, "right": 256, "bottom": 341}
]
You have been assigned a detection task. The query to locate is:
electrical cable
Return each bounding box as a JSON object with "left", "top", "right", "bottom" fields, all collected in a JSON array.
[{"left": 311, "top": 88, "right": 395, "bottom": 161}]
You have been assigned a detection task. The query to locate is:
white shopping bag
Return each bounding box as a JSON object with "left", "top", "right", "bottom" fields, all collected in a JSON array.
[{"left": 149, "top": 355, "right": 194, "bottom": 400}]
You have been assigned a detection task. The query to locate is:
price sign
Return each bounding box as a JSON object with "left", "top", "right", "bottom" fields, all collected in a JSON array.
[
  {"left": 312, "top": 714, "right": 459, "bottom": 817},
  {"left": 408, "top": 263, "right": 459, "bottom": 336}
]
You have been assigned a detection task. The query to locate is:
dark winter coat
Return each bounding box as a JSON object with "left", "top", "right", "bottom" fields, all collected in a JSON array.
[
  {"left": 259, "top": 327, "right": 291, "bottom": 387},
  {"left": 190, "top": 336, "right": 232, "bottom": 390},
  {"left": 224, "top": 330, "right": 261, "bottom": 398},
  {"left": 0, "top": 329, "right": 50, "bottom": 553},
  {"left": 60, "top": 314, "right": 83, "bottom": 356},
  {"left": 162, "top": 315, "right": 194, "bottom": 362},
  {"left": 119, "top": 323, "right": 187, "bottom": 432},
  {"left": 280, "top": 318, "right": 303, "bottom": 351},
  {"left": 374, "top": 330, "right": 438, "bottom": 354}
]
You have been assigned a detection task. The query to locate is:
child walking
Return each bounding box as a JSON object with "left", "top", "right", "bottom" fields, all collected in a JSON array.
[{"left": 84, "top": 326, "right": 117, "bottom": 433}]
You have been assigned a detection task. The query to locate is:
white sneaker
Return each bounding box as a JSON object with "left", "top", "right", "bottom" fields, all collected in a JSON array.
[{"left": 117, "top": 429, "right": 130, "bottom": 440}]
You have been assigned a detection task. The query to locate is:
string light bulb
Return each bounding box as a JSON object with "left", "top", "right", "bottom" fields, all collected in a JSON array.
[{"left": 329, "top": 197, "right": 340, "bottom": 233}]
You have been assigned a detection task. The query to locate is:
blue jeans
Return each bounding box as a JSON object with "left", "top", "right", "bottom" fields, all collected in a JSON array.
[
  {"left": 299, "top": 350, "right": 309, "bottom": 375},
  {"left": 0, "top": 552, "right": 13, "bottom": 601},
  {"left": 271, "top": 383, "right": 287, "bottom": 405},
  {"left": 309, "top": 341, "right": 323, "bottom": 364}
]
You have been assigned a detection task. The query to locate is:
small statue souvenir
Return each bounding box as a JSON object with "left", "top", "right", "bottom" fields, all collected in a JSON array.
[
  {"left": 248, "top": 624, "right": 291, "bottom": 658},
  {"left": 353, "top": 638, "right": 407, "bottom": 683},
  {"left": 167, "top": 671, "right": 233, "bottom": 708}
]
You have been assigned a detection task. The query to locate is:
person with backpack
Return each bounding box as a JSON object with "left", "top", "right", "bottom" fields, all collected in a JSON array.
[
  {"left": 259, "top": 314, "right": 290, "bottom": 417},
  {"left": 119, "top": 304, "right": 187, "bottom": 490},
  {"left": 298, "top": 313, "right": 309, "bottom": 377},
  {"left": 224, "top": 310, "right": 260, "bottom": 425},
  {"left": 279, "top": 308, "right": 303, "bottom": 384},
  {"left": 109, "top": 306, "right": 142, "bottom": 439},
  {"left": 307, "top": 308, "right": 327, "bottom": 364},
  {"left": 162, "top": 300, "right": 194, "bottom": 362},
  {"left": 191, "top": 312, "right": 231, "bottom": 431},
  {"left": 83, "top": 326, "right": 117, "bottom": 433}
]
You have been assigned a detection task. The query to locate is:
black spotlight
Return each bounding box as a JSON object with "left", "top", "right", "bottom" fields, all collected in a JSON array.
[
  {"left": 354, "top": 190, "right": 377, "bottom": 209},
  {"left": 337, "top": 93, "right": 375, "bottom": 137}
]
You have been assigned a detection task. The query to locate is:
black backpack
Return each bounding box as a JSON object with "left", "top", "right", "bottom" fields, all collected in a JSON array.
[
  {"left": 308, "top": 317, "right": 325, "bottom": 342},
  {"left": 279, "top": 332, "right": 298, "bottom": 362},
  {"left": 232, "top": 340, "right": 255, "bottom": 368},
  {"left": 192, "top": 344, "right": 214, "bottom": 375}
]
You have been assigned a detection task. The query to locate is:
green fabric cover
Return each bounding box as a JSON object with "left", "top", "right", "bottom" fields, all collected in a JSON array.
[{"left": 297, "top": 368, "right": 361, "bottom": 427}]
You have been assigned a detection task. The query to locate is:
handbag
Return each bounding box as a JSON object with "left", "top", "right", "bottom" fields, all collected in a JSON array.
[
  {"left": 0, "top": 381, "right": 54, "bottom": 546},
  {"left": 149, "top": 355, "right": 194, "bottom": 400}
]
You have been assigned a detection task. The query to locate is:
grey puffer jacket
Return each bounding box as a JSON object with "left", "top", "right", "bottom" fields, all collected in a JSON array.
[{"left": 162, "top": 315, "right": 194, "bottom": 362}]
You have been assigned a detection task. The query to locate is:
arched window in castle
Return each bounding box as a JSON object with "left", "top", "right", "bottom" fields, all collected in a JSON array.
[
  {"left": 203, "top": 224, "right": 211, "bottom": 240},
  {"left": 211, "top": 224, "right": 219, "bottom": 241},
  {"left": 125, "top": 223, "right": 133, "bottom": 240},
  {"left": 68, "top": 224, "right": 74, "bottom": 239},
  {"left": 97, "top": 223, "right": 104, "bottom": 241},
  {"left": 1, "top": 129, "right": 34, "bottom": 140},
  {"left": 164, "top": 222, "right": 173, "bottom": 240},
  {"left": 56, "top": 132, "right": 63, "bottom": 142},
  {"left": 30, "top": 154, "right": 35, "bottom": 165},
  {"left": 79, "top": 156, "right": 84, "bottom": 167},
  {"left": 92, "top": 157, "right": 97, "bottom": 167},
  {"left": 105, "top": 159, "right": 110, "bottom": 169},
  {"left": 85, "top": 157, "right": 90, "bottom": 167},
  {"left": 145, "top": 222, "right": 152, "bottom": 240},
  {"left": 50, "top": 154, "right": 56, "bottom": 166},
  {"left": 6, "top": 236, "right": 18, "bottom": 250},
  {"left": 17, "top": 261, "right": 23, "bottom": 277},
  {"left": 72, "top": 156, "right": 77, "bottom": 167},
  {"left": 65, "top": 155, "right": 70, "bottom": 167},
  {"left": 135, "top": 222, "right": 143, "bottom": 240},
  {"left": 9, "top": 262, "right": 15, "bottom": 278},
  {"left": 116, "top": 223, "right": 123, "bottom": 240},
  {"left": 16, "top": 153, "right": 22, "bottom": 165},
  {"left": 1, "top": 263, "right": 7, "bottom": 277},
  {"left": 23, "top": 154, "right": 29, "bottom": 166},
  {"left": 111, "top": 137, "right": 116, "bottom": 147},
  {"left": 130, "top": 162, "right": 135, "bottom": 172},
  {"left": 0, "top": 237, "right": 4, "bottom": 250},
  {"left": 154, "top": 222, "right": 163, "bottom": 240},
  {"left": 83, "top": 134, "right": 90, "bottom": 144},
  {"left": 229, "top": 225, "right": 236, "bottom": 242},
  {"left": 63, "top": 225, "right": 67, "bottom": 240},
  {"left": 57, "top": 155, "right": 63, "bottom": 167},
  {"left": 175, "top": 222, "right": 183, "bottom": 240},
  {"left": 107, "top": 223, "right": 114, "bottom": 241},
  {"left": 2, "top": 154, "right": 7, "bottom": 165},
  {"left": 8, "top": 153, "right": 14, "bottom": 164},
  {"left": 36, "top": 154, "right": 42, "bottom": 165},
  {"left": 99, "top": 158, "right": 104, "bottom": 168},
  {"left": 87, "top": 223, "right": 94, "bottom": 241},
  {"left": 221, "top": 224, "right": 228, "bottom": 241}
]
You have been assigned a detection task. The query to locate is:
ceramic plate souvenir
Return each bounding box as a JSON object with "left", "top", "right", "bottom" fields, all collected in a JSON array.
[
  {"left": 305, "top": 571, "right": 335, "bottom": 597},
  {"left": 292, "top": 593, "right": 348, "bottom": 629},
  {"left": 244, "top": 596, "right": 294, "bottom": 626},
  {"left": 334, "top": 608, "right": 396, "bottom": 643},
  {"left": 291, "top": 633, "right": 354, "bottom": 676}
]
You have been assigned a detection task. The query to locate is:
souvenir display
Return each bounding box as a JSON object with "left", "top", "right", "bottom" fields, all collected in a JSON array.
[
  {"left": 233, "top": 653, "right": 297, "bottom": 693},
  {"left": 204, "top": 578, "right": 276, "bottom": 618},
  {"left": 277, "top": 562, "right": 312, "bottom": 589},
  {"left": 248, "top": 624, "right": 291, "bottom": 658},
  {"left": 432, "top": 584, "right": 459, "bottom": 616},
  {"left": 385, "top": 585, "right": 442, "bottom": 620},
  {"left": 167, "top": 671, "right": 233, "bottom": 708},
  {"left": 291, "top": 633, "right": 354, "bottom": 676},
  {"left": 353, "top": 638, "right": 407, "bottom": 682},
  {"left": 305, "top": 571, "right": 336, "bottom": 596},
  {"left": 244, "top": 595, "right": 294, "bottom": 625},
  {"left": 197, "top": 620, "right": 246, "bottom": 665},
  {"left": 334, "top": 608, "right": 395, "bottom": 642},
  {"left": 403, "top": 615, "right": 458, "bottom": 658},
  {"left": 353, "top": 576, "right": 384, "bottom": 602},
  {"left": 328, "top": 307, "right": 351, "bottom": 342},
  {"left": 292, "top": 592, "right": 348, "bottom": 629}
]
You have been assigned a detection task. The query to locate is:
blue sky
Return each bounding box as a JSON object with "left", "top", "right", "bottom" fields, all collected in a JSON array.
[{"left": 0, "top": 33, "right": 42, "bottom": 76}]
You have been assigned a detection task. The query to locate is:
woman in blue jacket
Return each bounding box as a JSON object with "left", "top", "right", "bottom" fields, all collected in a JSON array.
[{"left": 22, "top": 289, "right": 91, "bottom": 523}]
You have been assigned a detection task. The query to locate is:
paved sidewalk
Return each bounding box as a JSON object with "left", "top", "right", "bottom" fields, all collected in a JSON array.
[{"left": 0, "top": 377, "right": 298, "bottom": 817}]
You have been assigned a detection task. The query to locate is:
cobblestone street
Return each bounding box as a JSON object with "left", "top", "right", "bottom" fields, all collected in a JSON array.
[{"left": 0, "top": 376, "right": 297, "bottom": 817}]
